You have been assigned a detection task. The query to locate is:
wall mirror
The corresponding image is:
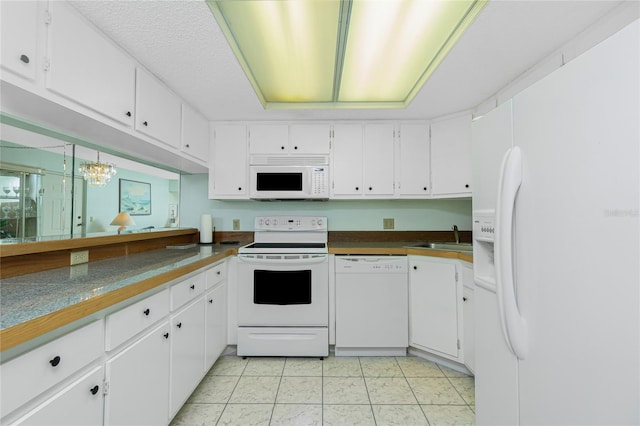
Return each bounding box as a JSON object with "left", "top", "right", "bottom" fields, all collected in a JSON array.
[{"left": 0, "top": 118, "right": 181, "bottom": 244}]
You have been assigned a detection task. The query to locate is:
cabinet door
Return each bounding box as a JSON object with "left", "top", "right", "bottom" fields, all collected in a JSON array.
[
  {"left": 209, "top": 124, "right": 247, "bottom": 198},
  {"left": 399, "top": 123, "right": 430, "bottom": 196},
  {"left": 181, "top": 103, "right": 209, "bottom": 161},
  {"left": 363, "top": 123, "right": 395, "bottom": 196},
  {"left": 463, "top": 287, "right": 475, "bottom": 374},
  {"left": 0, "top": 1, "right": 38, "bottom": 81},
  {"left": 170, "top": 298, "right": 206, "bottom": 417},
  {"left": 289, "top": 124, "right": 331, "bottom": 154},
  {"left": 331, "top": 124, "right": 363, "bottom": 196},
  {"left": 248, "top": 124, "right": 289, "bottom": 155},
  {"left": 430, "top": 114, "right": 472, "bottom": 196},
  {"left": 47, "top": 2, "right": 135, "bottom": 126},
  {"left": 104, "top": 321, "right": 171, "bottom": 426},
  {"left": 135, "top": 67, "right": 182, "bottom": 148},
  {"left": 205, "top": 283, "right": 227, "bottom": 369},
  {"left": 409, "top": 257, "right": 459, "bottom": 358},
  {"left": 15, "top": 366, "right": 104, "bottom": 426}
]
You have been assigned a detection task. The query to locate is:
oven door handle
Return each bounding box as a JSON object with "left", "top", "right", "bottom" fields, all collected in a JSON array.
[{"left": 238, "top": 254, "right": 328, "bottom": 264}]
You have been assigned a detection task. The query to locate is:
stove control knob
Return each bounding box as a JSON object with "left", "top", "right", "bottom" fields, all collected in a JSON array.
[
  {"left": 273, "top": 219, "right": 278, "bottom": 226},
  {"left": 265, "top": 219, "right": 270, "bottom": 225},
  {"left": 316, "top": 219, "right": 323, "bottom": 226}
]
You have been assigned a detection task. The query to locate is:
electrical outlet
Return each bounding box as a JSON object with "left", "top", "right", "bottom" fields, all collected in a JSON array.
[
  {"left": 383, "top": 218, "right": 395, "bottom": 230},
  {"left": 232, "top": 219, "right": 240, "bottom": 230},
  {"left": 70, "top": 250, "right": 89, "bottom": 265}
]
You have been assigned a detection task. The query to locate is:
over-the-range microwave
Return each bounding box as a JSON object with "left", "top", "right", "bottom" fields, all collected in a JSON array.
[{"left": 249, "top": 155, "right": 330, "bottom": 200}]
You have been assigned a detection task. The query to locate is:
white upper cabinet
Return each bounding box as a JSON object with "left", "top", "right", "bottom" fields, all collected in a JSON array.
[
  {"left": 248, "top": 124, "right": 289, "bottom": 155},
  {"left": 209, "top": 124, "right": 248, "bottom": 198},
  {"left": 289, "top": 124, "right": 331, "bottom": 154},
  {"left": 331, "top": 123, "right": 364, "bottom": 196},
  {"left": 0, "top": 1, "right": 39, "bottom": 82},
  {"left": 47, "top": 2, "right": 135, "bottom": 126},
  {"left": 181, "top": 103, "right": 210, "bottom": 161},
  {"left": 332, "top": 123, "right": 395, "bottom": 198},
  {"left": 398, "top": 123, "right": 431, "bottom": 196},
  {"left": 135, "top": 67, "right": 182, "bottom": 148},
  {"left": 363, "top": 123, "right": 395, "bottom": 196},
  {"left": 430, "top": 114, "right": 472, "bottom": 196}
]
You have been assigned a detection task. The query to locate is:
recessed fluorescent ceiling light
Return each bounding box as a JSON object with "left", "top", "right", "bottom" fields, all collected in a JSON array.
[{"left": 207, "top": 0, "right": 486, "bottom": 109}]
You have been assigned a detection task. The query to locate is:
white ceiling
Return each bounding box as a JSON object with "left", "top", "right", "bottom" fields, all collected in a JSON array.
[{"left": 69, "top": 0, "right": 626, "bottom": 122}]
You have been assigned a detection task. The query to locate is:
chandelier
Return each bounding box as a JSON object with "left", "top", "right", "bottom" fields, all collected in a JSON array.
[{"left": 78, "top": 152, "right": 117, "bottom": 187}]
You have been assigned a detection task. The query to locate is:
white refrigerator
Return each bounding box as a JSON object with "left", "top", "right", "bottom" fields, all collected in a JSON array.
[{"left": 471, "top": 19, "right": 639, "bottom": 425}]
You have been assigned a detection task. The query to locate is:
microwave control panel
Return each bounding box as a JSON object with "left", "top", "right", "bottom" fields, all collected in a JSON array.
[{"left": 311, "top": 167, "right": 328, "bottom": 196}]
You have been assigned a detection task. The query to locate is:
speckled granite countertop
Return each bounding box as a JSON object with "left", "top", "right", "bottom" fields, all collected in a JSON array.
[{"left": 0, "top": 246, "right": 232, "bottom": 331}]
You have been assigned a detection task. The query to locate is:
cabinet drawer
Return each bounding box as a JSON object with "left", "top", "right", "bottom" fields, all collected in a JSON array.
[
  {"left": 206, "top": 262, "right": 226, "bottom": 289},
  {"left": 171, "top": 272, "right": 205, "bottom": 311},
  {"left": 105, "top": 289, "right": 170, "bottom": 351},
  {"left": 13, "top": 366, "right": 104, "bottom": 426},
  {"left": 0, "top": 320, "right": 104, "bottom": 418}
]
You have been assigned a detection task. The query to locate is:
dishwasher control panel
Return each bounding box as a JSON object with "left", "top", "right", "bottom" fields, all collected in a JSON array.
[{"left": 335, "top": 256, "right": 408, "bottom": 273}]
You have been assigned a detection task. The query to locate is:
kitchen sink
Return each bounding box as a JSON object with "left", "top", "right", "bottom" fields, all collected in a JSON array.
[{"left": 410, "top": 242, "right": 473, "bottom": 252}]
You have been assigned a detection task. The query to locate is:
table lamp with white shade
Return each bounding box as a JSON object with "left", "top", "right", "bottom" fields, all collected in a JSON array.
[{"left": 111, "top": 212, "right": 135, "bottom": 234}]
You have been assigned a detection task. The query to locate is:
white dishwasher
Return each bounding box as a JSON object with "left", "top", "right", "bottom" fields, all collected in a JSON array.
[{"left": 335, "top": 256, "right": 408, "bottom": 356}]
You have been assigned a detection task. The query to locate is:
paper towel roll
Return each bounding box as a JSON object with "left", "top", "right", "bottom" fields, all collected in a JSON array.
[{"left": 200, "top": 214, "right": 213, "bottom": 244}]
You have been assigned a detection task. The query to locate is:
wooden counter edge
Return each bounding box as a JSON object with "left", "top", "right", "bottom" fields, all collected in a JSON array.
[
  {"left": 0, "top": 248, "right": 236, "bottom": 352},
  {"left": 0, "top": 228, "right": 198, "bottom": 257}
]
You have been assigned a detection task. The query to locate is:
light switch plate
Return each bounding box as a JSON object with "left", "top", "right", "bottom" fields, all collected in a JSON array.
[
  {"left": 383, "top": 218, "right": 395, "bottom": 230},
  {"left": 233, "top": 219, "right": 240, "bottom": 230}
]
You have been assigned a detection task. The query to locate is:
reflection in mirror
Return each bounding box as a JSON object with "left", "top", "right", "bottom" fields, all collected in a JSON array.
[{"left": 0, "top": 123, "right": 180, "bottom": 243}]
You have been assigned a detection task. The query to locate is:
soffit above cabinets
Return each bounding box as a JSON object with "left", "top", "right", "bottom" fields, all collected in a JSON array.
[{"left": 68, "top": 0, "right": 625, "bottom": 121}]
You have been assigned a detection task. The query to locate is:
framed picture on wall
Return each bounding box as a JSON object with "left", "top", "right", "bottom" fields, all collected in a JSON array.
[{"left": 119, "top": 179, "right": 151, "bottom": 215}]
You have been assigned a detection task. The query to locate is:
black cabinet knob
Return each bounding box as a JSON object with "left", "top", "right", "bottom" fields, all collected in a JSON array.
[
  {"left": 90, "top": 385, "right": 99, "bottom": 395},
  {"left": 463, "top": 297, "right": 468, "bottom": 302},
  {"left": 125, "top": 111, "right": 131, "bottom": 117},
  {"left": 49, "top": 356, "right": 61, "bottom": 367},
  {"left": 368, "top": 187, "right": 373, "bottom": 191},
  {"left": 163, "top": 332, "right": 169, "bottom": 339},
  {"left": 294, "top": 146, "right": 298, "bottom": 150},
  {"left": 238, "top": 187, "right": 242, "bottom": 191},
  {"left": 185, "top": 144, "right": 190, "bottom": 148},
  {"left": 281, "top": 146, "right": 285, "bottom": 150},
  {"left": 143, "top": 121, "right": 148, "bottom": 126},
  {"left": 143, "top": 308, "right": 150, "bottom": 316},
  {"left": 216, "top": 271, "right": 221, "bottom": 275},
  {"left": 20, "top": 54, "right": 29, "bottom": 64},
  {"left": 465, "top": 184, "right": 470, "bottom": 188},
  {"left": 209, "top": 299, "right": 213, "bottom": 304},
  {"left": 355, "top": 187, "right": 359, "bottom": 191},
  {"left": 176, "top": 322, "right": 182, "bottom": 329},
  {"left": 190, "top": 284, "right": 195, "bottom": 290},
  {"left": 413, "top": 266, "right": 417, "bottom": 270},
  {"left": 423, "top": 187, "right": 427, "bottom": 191}
]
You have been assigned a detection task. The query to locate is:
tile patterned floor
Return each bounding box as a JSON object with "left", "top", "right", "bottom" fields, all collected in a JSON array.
[{"left": 170, "top": 355, "right": 475, "bottom": 426}]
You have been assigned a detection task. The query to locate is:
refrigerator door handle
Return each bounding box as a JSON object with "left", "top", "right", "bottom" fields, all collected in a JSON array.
[{"left": 496, "top": 146, "right": 528, "bottom": 360}]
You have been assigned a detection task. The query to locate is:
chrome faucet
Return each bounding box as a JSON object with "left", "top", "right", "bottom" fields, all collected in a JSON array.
[{"left": 452, "top": 225, "right": 460, "bottom": 244}]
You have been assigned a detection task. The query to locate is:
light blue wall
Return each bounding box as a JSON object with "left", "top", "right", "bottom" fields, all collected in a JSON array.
[{"left": 180, "top": 174, "right": 472, "bottom": 232}]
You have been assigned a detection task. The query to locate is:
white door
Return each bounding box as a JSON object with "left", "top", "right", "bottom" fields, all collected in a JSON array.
[
  {"left": 248, "top": 124, "right": 289, "bottom": 154},
  {"left": 331, "top": 124, "right": 363, "bottom": 196},
  {"left": 398, "top": 123, "right": 430, "bottom": 196},
  {"left": 104, "top": 322, "right": 171, "bottom": 426},
  {"left": 40, "top": 174, "right": 84, "bottom": 237},
  {"left": 363, "top": 123, "right": 395, "bottom": 196},
  {"left": 210, "top": 124, "right": 248, "bottom": 198},
  {"left": 431, "top": 114, "right": 472, "bottom": 196},
  {"left": 0, "top": 0, "right": 39, "bottom": 81},
  {"left": 170, "top": 298, "right": 206, "bottom": 417},
  {"left": 205, "top": 284, "right": 227, "bottom": 369},
  {"left": 512, "top": 20, "right": 639, "bottom": 425},
  {"left": 289, "top": 124, "right": 331, "bottom": 154}
]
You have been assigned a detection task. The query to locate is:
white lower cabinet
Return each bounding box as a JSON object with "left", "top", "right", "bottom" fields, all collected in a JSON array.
[
  {"left": 14, "top": 366, "right": 104, "bottom": 426},
  {"left": 409, "top": 256, "right": 462, "bottom": 361},
  {"left": 170, "top": 297, "right": 206, "bottom": 418},
  {"left": 205, "top": 283, "right": 227, "bottom": 368},
  {"left": 104, "top": 321, "right": 171, "bottom": 426}
]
